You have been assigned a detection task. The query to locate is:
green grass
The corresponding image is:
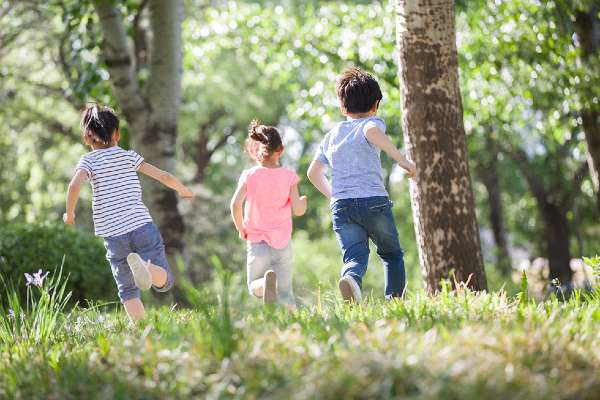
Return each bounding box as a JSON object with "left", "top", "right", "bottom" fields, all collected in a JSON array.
[{"left": 1, "top": 260, "right": 600, "bottom": 399}]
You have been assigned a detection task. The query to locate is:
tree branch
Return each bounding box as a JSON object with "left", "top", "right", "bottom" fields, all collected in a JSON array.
[
  {"left": 499, "top": 142, "right": 549, "bottom": 202},
  {"left": 193, "top": 109, "right": 237, "bottom": 182},
  {"left": 561, "top": 161, "right": 589, "bottom": 210}
]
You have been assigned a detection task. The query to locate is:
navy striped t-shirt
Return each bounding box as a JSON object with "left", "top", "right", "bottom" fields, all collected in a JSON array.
[{"left": 76, "top": 146, "right": 153, "bottom": 237}]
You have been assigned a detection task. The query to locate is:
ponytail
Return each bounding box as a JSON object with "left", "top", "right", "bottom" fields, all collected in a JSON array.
[{"left": 245, "top": 119, "right": 283, "bottom": 162}]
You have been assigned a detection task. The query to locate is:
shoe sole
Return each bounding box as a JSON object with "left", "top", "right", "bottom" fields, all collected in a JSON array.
[
  {"left": 263, "top": 270, "right": 277, "bottom": 305},
  {"left": 127, "top": 253, "right": 152, "bottom": 290},
  {"left": 339, "top": 278, "right": 356, "bottom": 303}
]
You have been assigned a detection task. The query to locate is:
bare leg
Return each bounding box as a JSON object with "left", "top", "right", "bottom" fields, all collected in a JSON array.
[
  {"left": 123, "top": 298, "right": 145, "bottom": 321},
  {"left": 146, "top": 260, "right": 167, "bottom": 288},
  {"left": 249, "top": 278, "right": 265, "bottom": 298}
]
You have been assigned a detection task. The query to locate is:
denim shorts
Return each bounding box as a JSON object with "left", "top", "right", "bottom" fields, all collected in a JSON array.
[{"left": 103, "top": 222, "right": 174, "bottom": 302}]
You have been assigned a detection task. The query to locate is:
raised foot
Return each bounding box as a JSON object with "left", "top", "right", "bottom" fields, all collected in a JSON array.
[{"left": 126, "top": 253, "right": 152, "bottom": 290}]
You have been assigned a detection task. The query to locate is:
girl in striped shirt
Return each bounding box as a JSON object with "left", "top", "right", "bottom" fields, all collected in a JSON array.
[{"left": 64, "top": 104, "right": 194, "bottom": 321}]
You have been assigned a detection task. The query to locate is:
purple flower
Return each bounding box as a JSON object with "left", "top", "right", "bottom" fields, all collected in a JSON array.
[
  {"left": 8, "top": 309, "right": 15, "bottom": 320},
  {"left": 24, "top": 269, "right": 49, "bottom": 287}
]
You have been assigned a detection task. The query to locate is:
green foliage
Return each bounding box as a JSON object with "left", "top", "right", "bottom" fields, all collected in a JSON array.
[
  {"left": 583, "top": 255, "right": 600, "bottom": 279},
  {"left": 584, "top": 255, "right": 600, "bottom": 302},
  {"left": 0, "top": 223, "right": 115, "bottom": 304},
  {"left": 181, "top": 256, "right": 241, "bottom": 360},
  {"left": 0, "top": 265, "right": 72, "bottom": 346},
  {"left": 518, "top": 270, "right": 529, "bottom": 304}
]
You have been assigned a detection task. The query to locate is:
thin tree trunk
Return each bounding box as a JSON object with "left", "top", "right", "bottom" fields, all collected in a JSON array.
[
  {"left": 395, "top": 0, "right": 487, "bottom": 293},
  {"left": 504, "top": 147, "right": 575, "bottom": 285},
  {"left": 540, "top": 202, "right": 572, "bottom": 284},
  {"left": 581, "top": 111, "right": 600, "bottom": 211},
  {"left": 477, "top": 148, "right": 511, "bottom": 275},
  {"left": 140, "top": 0, "right": 185, "bottom": 283},
  {"left": 575, "top": 7, "right": 600, "bottom": 212}
]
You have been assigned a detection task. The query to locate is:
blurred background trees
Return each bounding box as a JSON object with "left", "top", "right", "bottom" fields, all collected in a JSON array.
[{"left": 0, "top": 0, "right": 598, "bottom": 301}]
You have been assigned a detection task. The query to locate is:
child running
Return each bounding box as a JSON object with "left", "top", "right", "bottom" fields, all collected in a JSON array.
[
  {"left": 307, "top": 68, "right": 417, "bottom": 303},
  {"left": 64, "top": 104, "right": 194, "bottom": 321},
  {"left": 230, "top": 120, "right": 307, "bottom": 309}
]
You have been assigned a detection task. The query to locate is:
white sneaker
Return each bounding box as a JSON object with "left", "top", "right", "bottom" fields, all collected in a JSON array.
[
  {"left": 339, "top": 275, "right": 362, "bottom": 304},
  {"left": 263, "top": 270, "right": 277, "bottom": 305},
  {"left": 126, "top": 253, "right": 152, "bottom": 290}
]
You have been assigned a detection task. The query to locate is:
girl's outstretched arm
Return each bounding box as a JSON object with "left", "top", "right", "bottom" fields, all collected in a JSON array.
[
  {"left": 230, "top": 180, "right": 247, "bottom": 240},
  {"left": 307, "top": 160, "right": 332, "bottom": 199},
  {"left": 290, "top": 184, "right": 307, "bottom": 216},
  {"left": 64, "top": 169, "right": 88, "bottom": 225},
  {"left": 138, "top": 162, "right": 194, "bottom": 198}
]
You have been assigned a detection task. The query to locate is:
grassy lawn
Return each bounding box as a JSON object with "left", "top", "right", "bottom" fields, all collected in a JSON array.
[{"left": 1, "top": 269, "right": 600, "bottom": 400}]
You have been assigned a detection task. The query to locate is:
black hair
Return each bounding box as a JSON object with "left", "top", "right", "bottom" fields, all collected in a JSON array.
[
  {"left": 335, "top": 67, "right": 383, "bottom": 114},
  {"left": 245, "top": 119, "right": 283, "bottom": 162},
  {"left": 80, "top": 103, "right": 120, "bottom": 145}
]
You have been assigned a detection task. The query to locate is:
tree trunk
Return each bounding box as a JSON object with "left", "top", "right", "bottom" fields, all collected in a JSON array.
[
  {"left": 139, "top": 0, "right": 185, "bottom": 278},
  {"left": 477, "top": 150, "right": 511, "bottom": 275},
  {"left": 581, "top": 111, "right": 600, "bottom": 211},
  {"left": 395, "top": 0, "right": 487, "bottom": 293},
  {"left": 504, "top": 146, "right": 577, "bottom": 286},
  {"left": 93, "top": 0, "right": 188, "bottom": 300},
  {"left": 575, "top": 7, "right": 600, "bottom": 212},
  {"left": 540, "top": 202, "right": 572, "bottom": 284}
]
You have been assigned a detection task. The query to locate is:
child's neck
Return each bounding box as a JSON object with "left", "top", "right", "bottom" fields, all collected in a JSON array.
[
  {"left": 91, "top": 141, "right": 117, "bottom": 150},
  {"left": 346, "top": 110, "right": 377, "bottom": 119},
  {"left": 258, "top": 158, "right": 280, "bottom": 168}
]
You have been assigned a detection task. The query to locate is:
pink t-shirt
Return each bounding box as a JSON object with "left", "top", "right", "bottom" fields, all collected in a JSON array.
[{"left": 241, "top": 166, "right": 299, "bottom": 249}]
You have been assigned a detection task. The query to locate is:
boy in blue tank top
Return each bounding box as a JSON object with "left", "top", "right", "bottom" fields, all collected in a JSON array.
[{"left": 308, "top": 68, "right": 416, "bottom": 303}]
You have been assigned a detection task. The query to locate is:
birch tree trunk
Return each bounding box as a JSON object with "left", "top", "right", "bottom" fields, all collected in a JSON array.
[
  {"left": 93, "top": 0, "right": 187, "bottom": 298},
  {"left": 575, "top": 6, "right": 600, "bottom": 213},
  {"left": 395, "top": 0, "right": 487, "bottom": 293}
]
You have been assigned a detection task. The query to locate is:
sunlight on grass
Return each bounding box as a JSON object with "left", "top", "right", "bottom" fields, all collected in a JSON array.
[{"left": 1, "top": 262, "right": 600, "bottom": 399}]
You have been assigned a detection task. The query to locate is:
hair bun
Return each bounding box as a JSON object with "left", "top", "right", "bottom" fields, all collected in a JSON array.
[{"left": 249, "top": 119, "right": 268, "bottom": 143}]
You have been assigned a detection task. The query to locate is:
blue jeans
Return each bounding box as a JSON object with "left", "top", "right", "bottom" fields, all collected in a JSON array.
[
  {"left": 103, "top": 222, "right": 174, "bottom": 302},
  {"left": 331, "top": 196, "right": 406, "bottom": 298}
]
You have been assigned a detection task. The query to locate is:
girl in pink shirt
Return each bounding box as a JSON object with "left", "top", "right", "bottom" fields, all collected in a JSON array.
[{"left": 230, "top": 120, "right": 307, "bottom": 308}]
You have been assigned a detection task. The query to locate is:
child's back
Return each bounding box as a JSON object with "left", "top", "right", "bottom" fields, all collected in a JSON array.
[
  {"left": 242, "top": 166, "right": 298, "bottom": 249},
  {"left": 77, "top": 146, "right": 151, "bottom": 237},
  {"left": 316, "top": 116, "right": 388, "bottom": 201}
]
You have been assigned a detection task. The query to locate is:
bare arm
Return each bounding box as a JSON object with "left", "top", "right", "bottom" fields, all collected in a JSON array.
[
  {"left": 230, "top": 181, "right": 247, "bottom": 240},
  {"left": 138, "top": 162, "right": 194, "bottom": 198},
  {"left": 63, "top": 169, "right": 89, "bottom": 225},
  {"left": 364, "top": 123, "right": 416, "bottom": 179},
  {"left": 307, "top": 160, "right": 332, "bottom": 199},
  {"left": 290, "top": 184, "right": 307, "bottom": 216}
]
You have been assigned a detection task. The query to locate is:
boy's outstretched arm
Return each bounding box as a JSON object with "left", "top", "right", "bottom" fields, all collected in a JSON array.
[
  {"left": 230, "top": 181, "right": 247, "bottom": 240},
  {"left": 64, "top": 169, "right": 88, "bottom": 225},
  {"left": 307, "top": 160, "right": 332, "bottom": 199},
  {"left": 138, "top": 162, "right": 194, "bottom": 198},
  {"left": 364, "top": 123, "right": 417, "bottom": 179},
  {"left": 290, "top": 184, "right": 308, "bottom": 216}
]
